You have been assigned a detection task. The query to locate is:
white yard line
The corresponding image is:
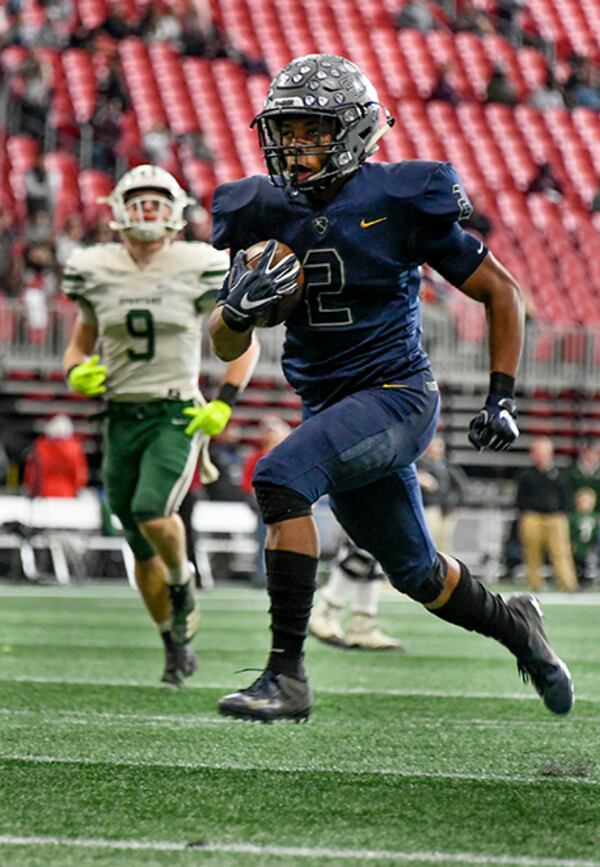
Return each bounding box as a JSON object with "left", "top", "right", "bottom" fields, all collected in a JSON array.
[
  {"left": 0, "top": 707, "right": 591, "bottom": 731},
  {"left": 0, "top": 834, "right": 598, "bottom": 866},
  {"left": 1, "top": 753, "right": 598, "bottom": 787},
  {"left": 7, "top": 674, "right": 600, "bottom": 705},
  {"left": 1, "top": 584, "right": 600, "bottom": 606}
]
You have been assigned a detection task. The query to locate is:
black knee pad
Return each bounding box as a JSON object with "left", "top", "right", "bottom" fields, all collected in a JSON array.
[
  {"left": 338, "top": 542, "right": 383, "bottom": 583},
  {"left": 254, "top": 483, "right": 312, "bottom": 525},
  {"left": 407, "top": 553, "right": 448, "bottom": 604}
]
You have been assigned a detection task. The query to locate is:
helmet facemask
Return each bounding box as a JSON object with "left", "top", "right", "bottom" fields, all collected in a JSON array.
[
  {"left": 255, "top": 110, "right": 350, "bottom": 191},
  {"left": 119, "top": 188, "right": 177, "bottom": 242},
  {"left": 101, "top": 165, "right": 194, "bottom": 242}
]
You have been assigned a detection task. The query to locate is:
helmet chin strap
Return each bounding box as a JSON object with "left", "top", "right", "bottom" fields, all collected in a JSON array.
[{"left": 363, "top": 114, "right": 395, "bottom": 157}]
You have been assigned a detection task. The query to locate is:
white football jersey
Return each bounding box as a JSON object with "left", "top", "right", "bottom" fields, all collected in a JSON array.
[{"left": 62, "top": 241, "right": 229, "bottom": 401}]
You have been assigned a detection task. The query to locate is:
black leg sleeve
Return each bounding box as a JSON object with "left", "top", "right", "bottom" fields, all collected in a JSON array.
[
  {"left": 265, "top": 549, "right": 318, "bottom": 680},
  {"left": 429, "top": 560, "right": 529, "bottom": 656}
]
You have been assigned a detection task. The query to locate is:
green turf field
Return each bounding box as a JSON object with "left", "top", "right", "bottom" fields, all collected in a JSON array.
[{"left": 0, "top": 582, "right": 598, "bottom": 867}]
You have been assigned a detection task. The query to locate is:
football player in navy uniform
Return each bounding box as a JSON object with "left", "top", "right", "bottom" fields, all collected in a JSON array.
[{"left": 209, "top": 54, "right": 574, "bottom": 721}]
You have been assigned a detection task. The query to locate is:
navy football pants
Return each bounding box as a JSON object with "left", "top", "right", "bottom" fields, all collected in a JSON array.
[{"left": 253, "top": 371, "right": 441, "bottom": 597}]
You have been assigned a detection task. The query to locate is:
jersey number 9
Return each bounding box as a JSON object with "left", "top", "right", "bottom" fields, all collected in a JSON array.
[{"left": 126, "top": 309, "right": 155, "bottom": 361}]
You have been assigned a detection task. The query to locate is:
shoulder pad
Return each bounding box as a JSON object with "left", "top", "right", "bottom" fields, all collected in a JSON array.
[
  {"left": 404, "top": 161, "right": 473, "bottom": 221},
  {"left": 167, "top": 240, "right": 208, "bottom": 262},
  {"left": 211, "top": 176, "right": 271, "bottom": 250},
  {"left": 62, "top": 244, "right": 120, "bottom": 299},
  {"left": 372, "top": 161, "right": 472, "bottom": 222}
]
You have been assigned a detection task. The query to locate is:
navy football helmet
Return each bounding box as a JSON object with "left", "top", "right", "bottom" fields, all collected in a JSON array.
[{"left": 252, "top": 54, "right": 394, "bottom": 191}]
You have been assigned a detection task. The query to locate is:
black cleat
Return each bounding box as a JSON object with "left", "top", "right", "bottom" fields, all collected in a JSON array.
[
  {"left": 169, "top": 582, "right": 200, "bottom": 645},
  {"left": 161, "top": 643, "right": 198, "bottom": 689},
  {"left": 218, "top": 670, "right": 312, "bottom": 723},
  {"left": 508, "top": 595, "right": 574, "bottom": 715}
]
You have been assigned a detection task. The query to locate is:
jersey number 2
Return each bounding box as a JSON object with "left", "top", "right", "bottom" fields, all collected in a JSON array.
[
  {"left": 303, "top": 249, "right": 353, "bottom": 327},
  {"left": 126, "top": 309, "right": 155, "bottom": 361}
]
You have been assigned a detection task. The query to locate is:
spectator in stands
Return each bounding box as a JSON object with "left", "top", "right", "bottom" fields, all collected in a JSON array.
[
  {"left": 569, "top": 487, "right": 599, "bottom": 588},
  {"left": 22, "top": 242, "right": 57, "bottom": 296},
  {"left": 24, "top": 154, "right": 52, "bottom": 217},
  {"left": 394, "top": 0, "right": 441, "bottom": 31},
  {"left": 90, "top": 96, "right": 122, "bottom": 173},
  {"left": 428, "top": 63, "right": 462, "bottom": 105},
  {"left": 0, "top": 211, "right": 18, "bottom": 296},
  {"left": 184, "top": 206, "right": 212, "bottom": 243},
  {"left": 485, "top": 65, "right": 518, "bottom": 106},
  {"left": 206, "top": 424, "right": 245, "bottom": 503},
  {"left": 563, "top": 56, "right": 600, "bottom": 111},
  {"left": 177, "top": 4, "right": 269, "bottom": 75},
  {"left": 143, "top": 120, "right": 175, "bottom": 166},
  {"left": 240, "top": 416, "right": 291, "bottom": 588},
  {"left": 566, "top": 441, "right": 600, "bottom": 509},
  {"left": 84, "top": 215, "right": 114, "bottom": 244},
  {"left": 24, "top": 414, "right": 88, "bottom": 498},
  {"left": 591, "top": 189, "right": 600, "bottom": 214},
  {"left": 529, "top": 70, "right": 566, "bottom": 110},
  {"left": 450, "top": 0, "right": 494, "bottom": 36},
  {"left": 178, "top": 130, "right": 214, "bottom": 163},
  {"left": 526, "top": 162, "right": 563, "bottom": 201},
  {"left": 417, "top": 434, "right": 467, "bottom": 551},
  {"left": 96, "top": 54, "right": 130, "bottom": 111},
  {"left": 309, "top": 536, "right": 406, "bottom": 651},
  {"left": 142, "top": 4, "right": 183, "bottom": 45},
  {"left": 24, "top": 209, "right": 54, "bottom": 247},
  {"left": 516, "top": 436, "right": 577, "bottom": 592},
  {"left": 17, "top": 50, "right": 53, "bottom": 138},
  {"left": 55, "top": 214, "right": 85, "bottom": 268},
  {"left": 493, "top": 0, "right": 526, "bottom": 45}
]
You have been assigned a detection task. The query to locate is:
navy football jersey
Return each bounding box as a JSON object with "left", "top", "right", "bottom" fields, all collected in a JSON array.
[{"left": 212, "top": 161, "right": 486, "bottom": 413}]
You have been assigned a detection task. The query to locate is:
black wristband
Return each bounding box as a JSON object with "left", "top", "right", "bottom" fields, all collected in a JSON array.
[
  {"left": 489, "top": 371, "right": 516, "bottom": 398},
  {"left": 216, "top": 382, "right": 240, "bottom": 407},
  {"left": 65, "top": 363, "right": 79, "bottom": 382},
  {"left": 222, "top": 305, "right": 252, "bottom": 333}
]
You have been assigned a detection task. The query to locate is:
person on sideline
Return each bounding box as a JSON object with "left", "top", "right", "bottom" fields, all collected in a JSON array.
[
  {"left": 24, "top": 414, "right": 88, "bottom": 498},
  {"left": 516, "top": 436, "right": 577, "bottom": 593}
]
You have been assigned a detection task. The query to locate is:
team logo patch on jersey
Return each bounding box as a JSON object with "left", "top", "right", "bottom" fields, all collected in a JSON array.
[
  {"left": 360, "top": 216, "right": 387, "bottom": 229},
  {"left": 312, "top": 217, "right": 329, "bottom": 235}
]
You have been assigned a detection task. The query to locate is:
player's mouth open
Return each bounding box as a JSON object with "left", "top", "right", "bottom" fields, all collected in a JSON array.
[{"left": 291, "top": 164, "right": 314, "bottom": 181}]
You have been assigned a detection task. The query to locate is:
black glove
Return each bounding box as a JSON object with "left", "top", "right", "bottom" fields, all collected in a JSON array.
[
  {"left": 468, "top": 394, "right": 519, "bottom": 452},
  {"left": 222, "top": 240, "right": 301, "bottom": 331}
]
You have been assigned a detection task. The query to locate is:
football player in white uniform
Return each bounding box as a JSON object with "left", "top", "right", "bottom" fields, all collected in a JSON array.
[{"left": 62, "top": 165, "right": 259, "bottom": 688}]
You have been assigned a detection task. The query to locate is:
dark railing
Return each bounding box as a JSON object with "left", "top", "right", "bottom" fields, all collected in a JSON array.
[{"left": 1, "top": 298, "right": 600, "bottom": 392}]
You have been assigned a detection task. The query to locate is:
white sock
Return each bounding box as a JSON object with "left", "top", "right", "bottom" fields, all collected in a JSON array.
[
  {"left": 323, "top": 564, "right": 356, "bottom": 608},
  {"left": 166, "top": 563, "right": 192, "bottom": 586},
  {"left": 352, "top": 580, "right": 381, "bottom": 617}
]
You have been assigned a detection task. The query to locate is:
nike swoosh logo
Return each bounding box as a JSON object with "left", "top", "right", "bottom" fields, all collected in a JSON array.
[
  {"left": 360, "top": 216, "right": 387, "bottom": 229},
  {"left": 477, "top": 240, "right": 485, "bottom": 254},
  {"left": 240, "top": 294, "right": 270, "bottom": 310}
]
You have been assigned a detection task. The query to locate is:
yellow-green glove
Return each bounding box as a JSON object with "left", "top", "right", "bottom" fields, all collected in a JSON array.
[
  {"left": 183, "top": 400, "right": 233, "bottom": 437},
  {"left": 67, "top": 354, "right": 107, "bottom": 396}
]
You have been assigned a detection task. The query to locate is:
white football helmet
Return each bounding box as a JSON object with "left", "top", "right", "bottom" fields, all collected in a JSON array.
[{"left": 102, "top": 164, "right": 194, "bottom": 241}]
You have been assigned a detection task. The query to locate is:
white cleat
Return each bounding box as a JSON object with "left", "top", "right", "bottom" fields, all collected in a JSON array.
[
  {"left": 344, "top": 613, "right": 406, "bottom": 652},
  {"left": 308, "top": 597, "right": 347, "bottom": 647}
]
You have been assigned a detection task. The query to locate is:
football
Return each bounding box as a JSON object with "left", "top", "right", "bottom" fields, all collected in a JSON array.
[{"left": 244, "top": 239, "right": 304, "bottom": 327}]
